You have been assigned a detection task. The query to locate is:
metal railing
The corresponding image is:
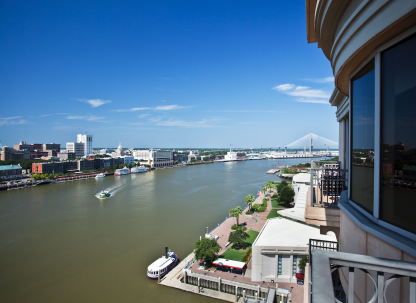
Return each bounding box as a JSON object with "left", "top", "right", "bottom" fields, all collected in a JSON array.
[
  {"left": 311, "top": 249, "right": 416, "bottom": 303},
  {"left": 309, "top": 238, "right": 338, "bottom": 266},
  {"left": 310, "top": 161, "right": 348, "bottom": 206}
]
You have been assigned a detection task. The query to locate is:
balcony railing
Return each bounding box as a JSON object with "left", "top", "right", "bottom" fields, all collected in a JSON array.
[
  {"left": 311, "top": 249, "right": 416, "bottom": 303},
  {"left": 310, "top": 161, "right": 348, "bottom": 207}
]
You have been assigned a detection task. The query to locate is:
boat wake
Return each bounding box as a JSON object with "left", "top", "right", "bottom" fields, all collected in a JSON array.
[{"left": 95, "top": 184, "right": 124, "bottom": 199}]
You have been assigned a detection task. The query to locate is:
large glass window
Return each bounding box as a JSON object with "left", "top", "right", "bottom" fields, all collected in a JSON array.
[
  {"left": 380, "top": 34, "right": 416, "bottom": 234},
  {"left": 350, "top": 60, "right": 375, "bottom": 214}
]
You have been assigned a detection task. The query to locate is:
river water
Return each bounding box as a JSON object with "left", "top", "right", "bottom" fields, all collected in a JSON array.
[{"left": 0, "top": 158, "right": 318, "bottom": 303}]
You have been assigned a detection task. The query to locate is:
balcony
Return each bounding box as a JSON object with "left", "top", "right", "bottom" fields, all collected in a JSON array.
[
  {"left": 305, "top": 161, "right": 346, "bottom": 234},
  {"left": 311, "top": 249, "right": 416, "bottom": 303}
]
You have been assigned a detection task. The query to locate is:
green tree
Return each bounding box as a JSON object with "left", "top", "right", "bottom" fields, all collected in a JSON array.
[
  {"left": 278, "top": 186, "right": 295, "bottom": 207},
  {"left": 128, "top": 163, "right": 132, "bottom": 169},
  {"left": 228, "top": 229, "right": 250, "bottom": 250},
  {"left": 229, "top": 206, "right": 243, "bottom": 226},
  {"left": 114, "top": 164, "right": 119, "bottom": 169},
  {"left": 194, "top": 238, "right": 221, "bottom": 264},
  {"left": 203, "top": 157, "right": 210, "bottom": 161},
  {"left": 277, "top": 180, "right": 288, "bottom": 192},
  {"left": 298, "top": 255, "right": 309, "bottom": 273},
  {"left": 245, "top": 194, "right": 255, "bottom": 210},
  {"left": 32, "top": 174, "right": 40, "bottom": 180},
  {"left": 48, "top": 174, "right": 54, "bottom": 179}
]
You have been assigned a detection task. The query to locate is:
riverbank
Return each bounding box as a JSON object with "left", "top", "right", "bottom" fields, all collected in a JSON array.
[{"left": 158, "top": 188, "right": 303, "bottom": 302}]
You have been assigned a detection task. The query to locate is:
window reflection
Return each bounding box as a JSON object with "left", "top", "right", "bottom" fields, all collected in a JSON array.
[
  {"left": 351, "top": 60, "right": 375, "bottom": 214},
  {"left": 380, "top": 34, "right": 416, "bottom": 234}
]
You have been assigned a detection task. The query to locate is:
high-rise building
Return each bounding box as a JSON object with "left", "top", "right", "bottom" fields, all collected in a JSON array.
[
  {"left": 77, "top": 134, "right": 93, "bottom": 156},
  {"left": 66, "top": 142, "right": 85, "bottom": 158}
]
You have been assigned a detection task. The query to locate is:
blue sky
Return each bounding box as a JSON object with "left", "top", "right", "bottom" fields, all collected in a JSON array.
[{"left": 0, "top": 0, "right": 337, "bottom": 148}]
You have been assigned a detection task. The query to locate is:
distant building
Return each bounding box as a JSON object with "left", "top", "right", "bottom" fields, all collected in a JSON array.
[
  {"left": 120, "top": 156, "right": 134, "bottom": 165},
  {"left": 99, "top": 148, "right": 115, "bottom": 155},
  {"left": 173, "top": 153, "right": 188, "bottom": 162},
  {"left": 29, "top": 150, "right": 49, "bottom": 159},
  {"left": 0, "top": 164, "right": 23, "bottom": 180},
  {"left": 112, "top": 143, "right": 129, "bottom": 157},
  {"left": 13, "top": 141, "right": 43, "bottom": 151},
  {"left": 77, "top": 159, "right": 95, "bottom": 171},
  {"left": 66, "top": 142, "right": 85, "bottom": 158},
  {"left": 43, "top": 143, "right": 61, "bottom": 153},
  {"left": 57, "top": 152, "right": 76, "bottom": 160},
  {"left": 0, "top": 146, "right": 30, "bottom": 161},
  {"left": 77, "top": 134, "right": 93, "bottom": 156},
  {"left": 132, "top": 149, "right": 173, "bottom": 168}
]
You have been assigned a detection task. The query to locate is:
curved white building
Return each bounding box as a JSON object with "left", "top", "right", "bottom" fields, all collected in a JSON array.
[{"left": 306, "top": 1, "right": 416, "bottom": 302}]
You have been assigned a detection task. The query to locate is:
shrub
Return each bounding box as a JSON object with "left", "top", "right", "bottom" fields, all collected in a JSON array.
[
  {"left": 242, "top": 247, "right": 252, "bottom": 262},
  {"left": 231, "top": 224, "right": 247, "bottom": 231},
  {"left": 246, "top": 210, "right": 254, "bottom": 215},
  {"left": 251, "top": 204, "right": 260, "bottom": 210},
  {"left": 257, "top": 205, "right": 267, "bottom": 212},
  {"left": 262, "top": 198, "right": 267, "bottom": 205}
]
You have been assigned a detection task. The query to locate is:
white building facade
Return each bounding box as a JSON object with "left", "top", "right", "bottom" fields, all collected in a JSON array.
[
  {"left": 77, "top": 134, "right": 93, "bottom": 156},
  {"left": 132, "top": 149, "right": 173, "bottom": 168},
  {"left": 66, "top": 142, "right": 85, "bottom": 158}
]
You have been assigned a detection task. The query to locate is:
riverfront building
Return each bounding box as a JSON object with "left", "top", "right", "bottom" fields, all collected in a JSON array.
[
  {"left": 305, "top": 1, "right": 416, "bottom": 302},
  {"left": 0, "top": 164, "right": 23, "bottom": 180},
  {"left": 66, "top": 142, "right": 85, "bottom": 158},
  {"left": 77, "top": 134, "right": 93, "bottom": 156},
  {"left": 251, "top": 218, "right": 335, "bottom": 283},
  {"left": 0, "top": 146, "right": 30, "bottom": 161},
  {"left": 133, "top": 149, "right": 174, "bottom": 168}
]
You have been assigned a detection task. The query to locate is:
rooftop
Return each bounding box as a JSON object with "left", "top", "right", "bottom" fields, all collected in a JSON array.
[
  {"left": 253, "top": 218, "right": 335, "bottom": 247},
  {"left": 0, "top": 165, "right": 22, "bottom": 170}
]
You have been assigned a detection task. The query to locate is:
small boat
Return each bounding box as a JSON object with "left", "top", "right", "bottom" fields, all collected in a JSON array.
[
  {"left": 147, "top": 247, "right": 178, "bottom": 279},
  {"left": 99, "top": 190, "right": 110, "bottom": 199},
  {"left": 95, "top": 173, "right": 105, "bottom": 178}
]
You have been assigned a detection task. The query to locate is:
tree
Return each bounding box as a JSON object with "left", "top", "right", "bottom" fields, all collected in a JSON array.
[
  {"left": 114, "top": 164, "right": 119, "bottom": 169},
  {"left": 245, "top": 194, "right": 255, "bottom": 210},
  {"left": 278, "top": 186, "right": 295, "bottom": 207},
  {"left": 128, "top": 163, "right": 132, "bottom": 169},
  {"left": 228, "top": 229, "right": 250, "bottom": 250},
  {"left": 229, "top": 206, "right": 243, "bottom": 226},
  {"left": 109, "top": 165, "right": 114, "bottom": 170},
  {"left": 194, "top": 238, "right": 221, "bottom": 264},
  {"left": 32, "top": 174, "right": 40, "bottom": 180},
  {"left": 203, "top": 157, "right": 210, "bottom": 162},
  {"left": 277, "top": 180, "right": 288, "bottom": 192},
  {"left": 48, "top": 174, "right": 54, "bottom": 179},
  {"left": 298, "top": 255, "right": 309, "bottom": 273}
]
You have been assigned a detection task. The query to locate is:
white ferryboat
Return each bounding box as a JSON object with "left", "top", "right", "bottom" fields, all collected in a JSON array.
[
  {"left": 131, "top": 166, "right": 148, "bottom": 173},
  {"left": 115, "top": 167, "right": 131, "bottom": 176},
  {"left": 147, "top": 247, "right": 178, "bottom": 279},
  {"left": 95, "top": 173, "right": 105, "bottom": 178}
]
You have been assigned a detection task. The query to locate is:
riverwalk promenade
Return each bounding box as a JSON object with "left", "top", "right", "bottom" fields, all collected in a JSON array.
[{"left": 159, "top": 190, "right": 304, "bottom": 303}]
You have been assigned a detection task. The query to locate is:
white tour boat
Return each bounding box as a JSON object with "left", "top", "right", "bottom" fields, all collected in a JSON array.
[
  {"left": 95, "top": 173, "right": 105, "bottom": 178},
  {"left": 114, "top": 167, "right": 131, "bottom": 176},
  {"left": 130, "top": 166, "right": 148, "bottom": 173},
  {"left": 147, "top": 247, "right": 178, "bottom": 279}
]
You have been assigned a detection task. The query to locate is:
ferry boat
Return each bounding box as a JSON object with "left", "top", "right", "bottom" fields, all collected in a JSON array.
[
  {"left": 147, "top": 247, "right": 178, "bottom": 279},
  {"left": 114, "top": 167, "right": 131, "bottom": 176},
  {"left": 95, "top": 173, "right": 105, "bottom": 178},
  {"left": 99, "top": 190, "right": 110, "bottom": 199},
  {"left": 130, "top": 166, "right": 147, "bottom": 173}
]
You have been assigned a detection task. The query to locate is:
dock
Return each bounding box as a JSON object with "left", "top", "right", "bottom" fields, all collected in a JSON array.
[{"left": 266, "top": 169, "right": 279, "bottom": 174}]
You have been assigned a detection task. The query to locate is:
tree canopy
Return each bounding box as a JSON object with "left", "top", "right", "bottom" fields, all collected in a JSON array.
[
  {"left": 228, "top": 229, "right": 250, "bottom": 249},
  {"left": 229, "top": 206, "right": 243, "bottom": 226},
  {"left": 194, "top": 237, "right": 221, "bottom": 264},
  {"left": 245, "top": 194, "right": 255, "bottom": 210},
  {"left": 276, "top": 180, "right": 288, "bottom": 192},
  {"left": 278, "top": 186, "right": 295, "bottom": 207}
]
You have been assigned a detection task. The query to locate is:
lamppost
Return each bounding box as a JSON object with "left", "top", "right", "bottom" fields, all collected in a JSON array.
[
  {"left": 260, "top": 272, "right": 262, "bottom": 282},
  {"left": 206, "top": 227, "right": 208, "bottom": 235},
  {"left": 204, "top": 261, "right": 206, "bottom": 275}
]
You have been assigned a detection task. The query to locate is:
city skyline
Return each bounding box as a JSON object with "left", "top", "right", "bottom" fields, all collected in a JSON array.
[{"left": 0, "top": 1, "right": 337, "bottom": 147}]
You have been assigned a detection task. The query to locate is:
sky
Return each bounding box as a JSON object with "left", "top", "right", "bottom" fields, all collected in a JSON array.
[{"left": 0, "top": 0, "right": 338, "bottom": 149}]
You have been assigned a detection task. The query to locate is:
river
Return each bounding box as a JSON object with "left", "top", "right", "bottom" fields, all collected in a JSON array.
[{"left": 0, "top": 158, "right": 318, "bottom": 303}]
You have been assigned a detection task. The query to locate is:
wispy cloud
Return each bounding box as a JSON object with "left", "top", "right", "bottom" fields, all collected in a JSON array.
[
  {"left": 154, "top": 118, "right": 220, "bottom": 128},
  {"left": 273, "top": 83, "right": 331, "bottom": 103},
  {"left": 303, "top": 77, "right": 334, "bottom": 83},
  {"left": 39, "top": 113, "right": 69, "bottom": 117},
  {"left": 113, "top": 105, "right": 190, "bottom": 112},
  {"left": 78, "top": 99, "right": 112, "bottom": 107},
  {"left": 148, "top": 116, "right": 162, "bottom": 123},
  {"left": 67, "top": 115, "right": 106, "bottom": 122},
  {"left": 138, "top": 113, "right": 150, "bottom": 118},
  {"left": 0, "top": 116, "right": 28, "bottom": 126},
  {"left": 112, "top": 107, "right": 151, "bottom": 112}
]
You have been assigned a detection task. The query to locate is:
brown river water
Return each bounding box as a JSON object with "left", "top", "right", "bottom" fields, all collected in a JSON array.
[{"left": 0, "top": 158, "right": 318, "bottom": 303}]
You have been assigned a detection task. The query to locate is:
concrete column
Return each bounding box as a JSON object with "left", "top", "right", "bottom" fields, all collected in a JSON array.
[
  {"left": 184, "top": 270, "right": 187, "bottom": 284},
  {"left": 198, "top": 277, "right": 201, "bottom": 293},
  {"left": 235, "top": 286, "right": 238, "bottom": 302},
  {"left": 218, "top": 277, "right": 221, "bottom": 292},
  {"left": 255, "top": 292, "right": 258, "bottom": 302},
  {"left": 258, "top": 285, "right": 261, "bottom": 298},
  {"left": 243, "top": 290, "right": 246, "bottom": 302},
  {"left": 158, "top": 270, "right": 160, "bottom": 283}
]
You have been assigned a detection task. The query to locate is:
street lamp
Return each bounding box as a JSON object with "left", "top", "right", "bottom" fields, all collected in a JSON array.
[
  {"left": 260, "top": 272, "right": 262, "bottom": 282},
  {"left": 206, "top": 227, "right": 208, "bottom": 235},
  {"left": 204, "top": 261, "right": 206, "bottom": 275}
]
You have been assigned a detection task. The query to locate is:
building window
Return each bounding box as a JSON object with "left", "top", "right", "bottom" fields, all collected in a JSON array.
[
  {"left": 277, "top": 255, "right": 282, "bottom": 276},
  {"left": 380, "top": 34, "right": 416, "bottom": 234},
  {"left": 292, "top": 255, "right": 297, "bottom": 276},
  {"left": 350, "top": 59, "right": 375, "bottom": 214}
]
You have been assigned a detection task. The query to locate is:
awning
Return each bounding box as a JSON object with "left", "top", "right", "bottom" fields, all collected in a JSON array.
[
  {"left": 296, "top": 273, "right": 304, "bottom": 279},
  {"left": 213, "top": 258, "right": 246, "bottom": 270}
]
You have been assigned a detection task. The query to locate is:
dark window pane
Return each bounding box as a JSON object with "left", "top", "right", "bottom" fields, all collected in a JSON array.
[
  {"left": 380, "top": 34, "right": 416, "bottom": 234},
  {"left": 351, "top": 59, "right": 375, "bottom": 214}
]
